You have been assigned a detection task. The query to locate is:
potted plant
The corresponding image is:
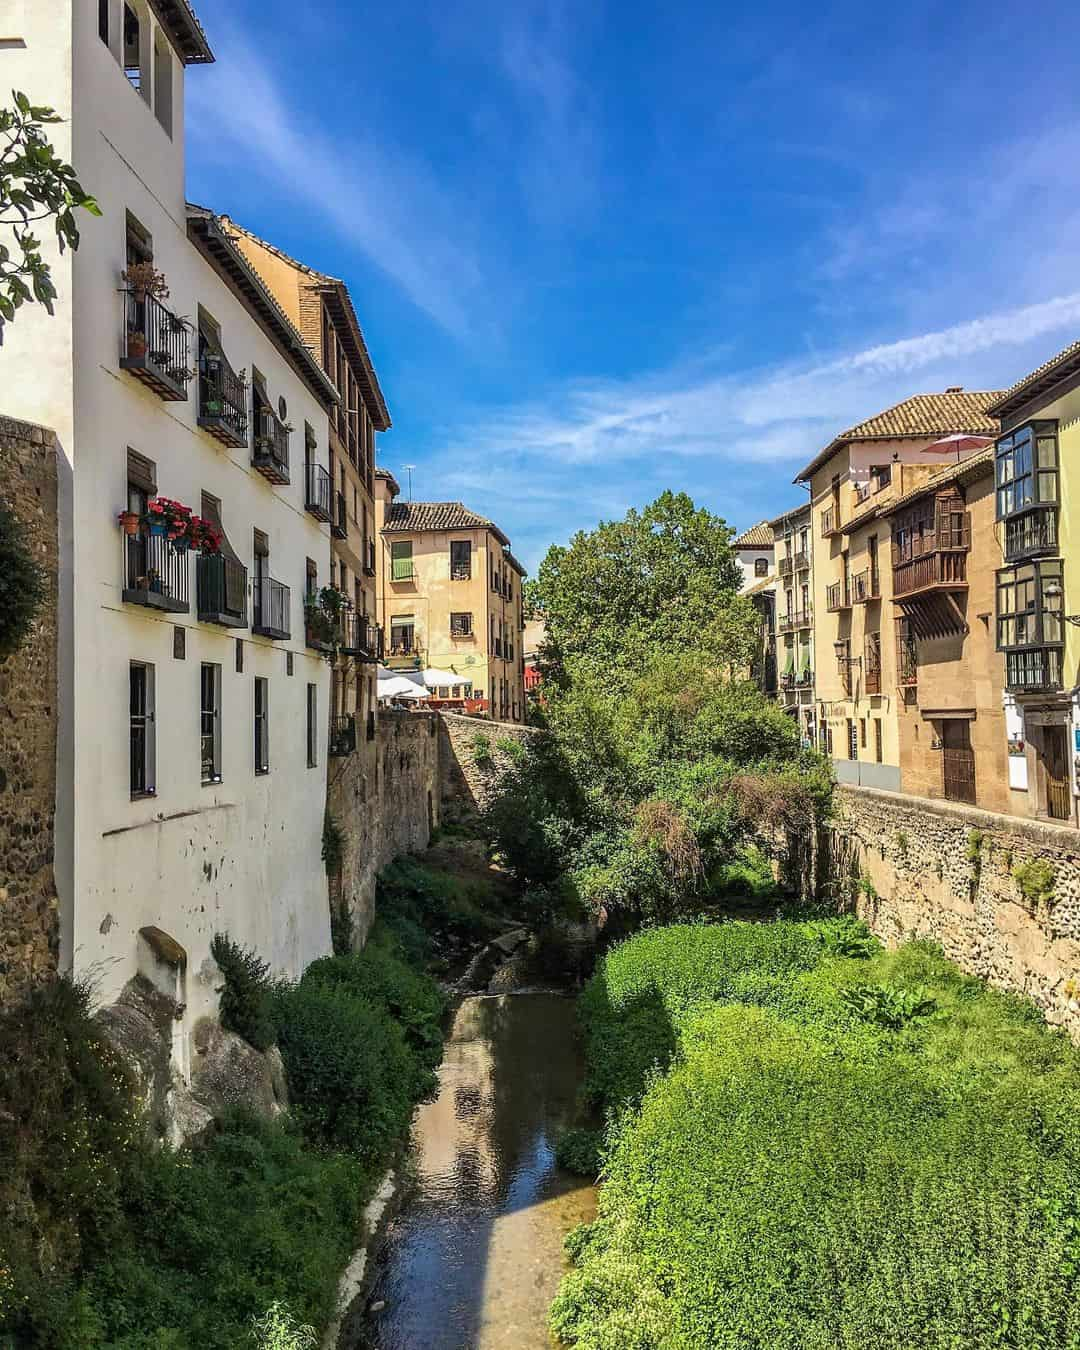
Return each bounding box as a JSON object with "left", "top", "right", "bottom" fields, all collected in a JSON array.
[
  {"left": 126, "top": 330, "right": 148, "bottom": 360},
  {"left": 121, "top": 261, "right": 169, "bottom": 302},
  {"left": 118, "top": 509, "right": 140, "bottom": 536},
  {"left": 145, "top": 496, "right": 192, "bottom": 539}
]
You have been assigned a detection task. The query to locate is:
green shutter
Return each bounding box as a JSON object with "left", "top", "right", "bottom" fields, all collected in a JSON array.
[{"left": 391, "top": 541, "right": 413, "bottom": 581}]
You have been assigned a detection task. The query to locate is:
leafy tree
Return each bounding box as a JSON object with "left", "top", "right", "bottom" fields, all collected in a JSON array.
[
  {"left": 530, "top": 490, "right": 757, "bottom": 688},
  {"left": 0, "top": 493, "right": 46, "bottom": 658},
  {"left": 1, "top": 91, "right": 100, "bottom": 340}
]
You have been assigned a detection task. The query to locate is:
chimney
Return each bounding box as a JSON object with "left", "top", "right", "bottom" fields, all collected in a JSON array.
[{"left": 945, "top": 385, "right": 963, "bottom": 393}]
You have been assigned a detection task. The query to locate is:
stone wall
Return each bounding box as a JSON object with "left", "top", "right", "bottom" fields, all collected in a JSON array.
[
  {"left": 328, "top": 709, "right": 441, "bottom": 945},
  {"left": 438, "top": 711, "right": 536, "bottom": 831},
  {"left": 0, "top": 416, "right": 59, "bottom": 1003},
  {"left": 832, "top": 784, "right": 1080, "bottom": 1035}
]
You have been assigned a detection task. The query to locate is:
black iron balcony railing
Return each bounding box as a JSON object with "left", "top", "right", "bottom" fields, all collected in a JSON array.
[
  {"left": 364, "top": 538, "right": 376, "bottom": 576},
  {"left": 826, "top": 581, "right": 851, "bottom": 611},
  {"left": 821, "top": 505, "right": 841, "bottom": 537},
  {"left": 197, "top": 553, "right": 248, "bottom": 627},
  {"left": 851, "top": 569, "right": 880, "bottom": 603},
  {"left": 1005, "top": 647, "right": 1063, "bottom": 693},
  {"left": 792, "top": 549, "right": 809, "bottom": 571},
  {"left": 304, "top": 464, "right": 332, "bottom": 522},
  {"left": 305, "top": 595, "right": 333, "bottom": 652},
  {"left": 122, "top": 526, "right": 190, "bottom": 613},
  {"left": 121, "top": 291, "right": 192, "bottom": 402},
  {"left": 341, "top": 612, "right": 382, "bottom": 661},
  {"left": 897, "top": 638, "right": 918, "bottom": 688},
  {"left": 198, "top": 350, "right": 247, "bottom": 447},
  {"left": 778, "top": 556, "right": 793, "bottom": 577},
  {"left": 331, "top": 491, "right": 347, "bottom": 540},
  {"left": 1004, "top": 507, "right": 1057, "bottom": 562},
  {"left": 778, "top": 606, "right": 813, "bottom": 633},
  {"left": 329, "top": 714, "right": 356, "bottom": 757},
  {"left": 252, "top": 576, "right": 290, "bottom": 639},
  {"left": 252, "top": 406, "right": 290, "bottom": 484}
]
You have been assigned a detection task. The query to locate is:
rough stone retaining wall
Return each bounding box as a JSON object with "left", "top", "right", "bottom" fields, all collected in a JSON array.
[
  {"left": 438, "top": 711, "right": 536, "bottom": 830},
  {"left": 0, "top": 416, "right": 59, "bottom": 1004},
  {"left": 833, "top": 784, "right": 1080, "bottom": 1035}
]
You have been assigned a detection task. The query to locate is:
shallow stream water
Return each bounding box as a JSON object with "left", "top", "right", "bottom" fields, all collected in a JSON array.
[{"left": 351, "top": 991, "right": 596, "bottom": 1350}]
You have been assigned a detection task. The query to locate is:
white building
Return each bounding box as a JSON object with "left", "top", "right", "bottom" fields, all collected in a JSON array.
[
  {"left": 2, "top": 1, "right": 338, "bottom": 1062},
  {"left": 769, "top": 503, "right": 816, "bottom": 746}
]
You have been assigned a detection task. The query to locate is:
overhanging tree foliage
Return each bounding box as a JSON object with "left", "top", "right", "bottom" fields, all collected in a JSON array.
[{"left": 1, "top": 91, "right": 100, "bottom": 340}]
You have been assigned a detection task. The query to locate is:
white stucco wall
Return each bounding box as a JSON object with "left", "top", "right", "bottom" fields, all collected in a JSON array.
[{"left": 1, "top": 2, "right": 334, "bottom": 1039}]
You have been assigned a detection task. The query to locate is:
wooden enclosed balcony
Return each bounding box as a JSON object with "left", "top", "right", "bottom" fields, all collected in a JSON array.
[
  {"left": 892, "top": 494, "right": 970, "bottom": 599},
  {"left": 893, "top": 550, "right": 968, "bottom": 599}
]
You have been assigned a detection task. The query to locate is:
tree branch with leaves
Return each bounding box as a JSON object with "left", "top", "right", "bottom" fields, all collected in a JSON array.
[{"left": 0, "top": 90, "right": 100, "bottom": 341}]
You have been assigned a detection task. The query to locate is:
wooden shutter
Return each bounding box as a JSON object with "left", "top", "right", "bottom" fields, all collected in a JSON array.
[{"left": 127, "top": 448, "right": 156, "bottom": 493}]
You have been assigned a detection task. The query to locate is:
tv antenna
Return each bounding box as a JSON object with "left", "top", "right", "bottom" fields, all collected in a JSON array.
[{"left": 402, "top": 464, "right": 416, "bottom": 500}]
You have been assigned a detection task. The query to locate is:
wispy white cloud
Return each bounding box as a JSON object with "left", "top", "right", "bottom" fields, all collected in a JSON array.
[
  {"left": 440, "top": 290, "right": 1080, "bottom": 473},
  {"left": 185, "top": 19, "right": 487, "bottom": 336}
]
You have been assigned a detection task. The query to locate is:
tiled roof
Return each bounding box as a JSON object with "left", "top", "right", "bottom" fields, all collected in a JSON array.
[
  {"left": 733, "top": 520, "right": 774, "bottom": 548},
  {"left": 989, "top": 340, "right": 1080, "bottom": 419},
  {"left": 743, "top": 574, "right": 776, "bottom": 596},
  {"left": 382, "top": 500, "right": 510, "bottom": 545},
  {"left": 768, "top": 502, "right": 811, "bottom": 530},
  {"left": 884, "top": 446, "right": 995, "bottom": 514},
  {"left": 505, "top": 551, "right": 527, "bottom": 577},
  {"left": 795, "top": 390, "right": 1002, "bottom": 482}
]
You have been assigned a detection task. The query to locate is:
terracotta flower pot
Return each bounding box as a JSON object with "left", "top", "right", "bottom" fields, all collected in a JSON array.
[{"left": 119, "top": 511, "right": 140, "bottom": 537}]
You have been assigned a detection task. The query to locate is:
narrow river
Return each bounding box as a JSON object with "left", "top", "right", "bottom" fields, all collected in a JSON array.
[{"left": 348, "top": 991, "right": 596, "bottom": 1349}]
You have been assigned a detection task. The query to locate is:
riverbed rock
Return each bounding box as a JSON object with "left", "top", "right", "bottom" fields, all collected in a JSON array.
[{"left": 492, "top": 927, "right": 529, "bottom": 956}]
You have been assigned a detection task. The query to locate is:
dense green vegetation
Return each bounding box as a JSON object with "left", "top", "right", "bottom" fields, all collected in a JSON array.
[
  {"left": 0, "top": 895, "right": 448, "bottom": 1347},
  {"left": 552, "top": 919, "right": 1080, "bottom": 1349},
  {"left": 500, "top": 493, "right": 831, "bottom": 927}
]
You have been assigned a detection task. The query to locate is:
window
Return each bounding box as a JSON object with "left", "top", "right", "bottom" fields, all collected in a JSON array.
[
  {"left": 847, "top": 718, "right": 857, "bottom": 761},
  {"left": 306, "top": 683, "right": 318, "bottom": 768},
  {"left": 450, "top": 612, "right": 473, "bottom": 637},
  {"left": 996, "top": 559, "right": 1064, "bottom": 651},
  {"left": 874, "top": 719, "right": 883, "bottom": 764},
  {"left": 450, "top": 540, "right": 471, "bottom": 580},
  {"left": 390, "top": 614, "right": 414, "bottom": 656},
  {"left": 995, "top": 423, "right": 1059, "bottom": 520},
  {"left": 860, "top": 718, "right": 867, "bottom": 748},
  {"left": 130, "top": 662, "right": 155, "bottom": 796},
  {"left": 123, "top": 3, "right": 142, "bottom": 91},
  {"left": 306, "top": 557, "right": 318, "bottom": 604},
  {"left": 754, "top": 557, "right": 769, "bottom": 577},
  {"left": 153, "top": 27, "right": 172, "bottom": 134},
  {"left": 99, "top": 0, "right": 110, "bottom": 44},
  {"left": 200, "top": 663, "right": 222, "bottom": 783},
  {"left": 391, "top": 540, "right": 413, "bottom": 581},
  {"left": 254, "top": 677, "right": 269, "bottom": 774}
]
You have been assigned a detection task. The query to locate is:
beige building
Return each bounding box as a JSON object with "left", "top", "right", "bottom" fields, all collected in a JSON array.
[
  {"left": 222, "top": 221, "right": 392, "bottom": 768},
  {"left": 796, "top": 390, "right": 1001, "bottom": 789},
  {"left": 374, "top": 472, "right": 526, "bottom": 721}
]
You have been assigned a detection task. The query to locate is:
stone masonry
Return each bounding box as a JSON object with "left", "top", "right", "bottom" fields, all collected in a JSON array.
[
  {"left": 438, "top": 710, "right": 536, "bottom": 831},
  {"left": 0, "top": 416, "right": 59, "bottom": 1003},
  {"left": 832, "top": 784, "right": 1080, "bottom": 1035}
]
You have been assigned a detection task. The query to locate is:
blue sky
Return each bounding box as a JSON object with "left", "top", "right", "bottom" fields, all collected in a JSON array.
[{"left": 187, "top": 0, "right": 1080, "bottom": 572}]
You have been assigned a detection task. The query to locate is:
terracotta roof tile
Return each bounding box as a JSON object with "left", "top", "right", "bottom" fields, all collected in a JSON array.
[
  {"left": 795, "top": 390, "right": 1003, "bottom": 482},
  {"left": 733, "top": 520, "right": 774, "bottom": 548},
  {"left": 989, "top": 340, "right": 1080, "bottom": 418},
  {"left": 382, "top": 500, "right": 510, "bottom": 545}
]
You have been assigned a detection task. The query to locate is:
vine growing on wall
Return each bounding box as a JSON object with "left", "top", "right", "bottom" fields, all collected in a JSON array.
[{"left": 0, "top": 494, "right": 45, "bottom": 659}]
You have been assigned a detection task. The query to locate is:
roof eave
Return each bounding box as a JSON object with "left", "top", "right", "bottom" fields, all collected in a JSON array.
[
  {"left": 316, "top": 283, "right": 392, "bottom": 431},
  {"left": 187, "top": 210, "right": 339, "bottom": 409},
  {"left": 150, "top": 0, "right": 214, "bottom": 63},
  {"left": 989, "top": 350, "right": 1080, "bottom": 421}
]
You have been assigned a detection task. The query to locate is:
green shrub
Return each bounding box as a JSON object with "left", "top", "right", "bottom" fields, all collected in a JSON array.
[
  {"left": 321, "top": 809, "right": 345, "bottom": 874},
  {"left": 894, "top": 829, "right": 909, "bottom": 860},
  {"left": 807, "top": 915, "right": 877, "bottom": 958},
  {"left": 0, "top": 493, "right": 46, "bottom": 659},
  {"left": 472, "top": 733, "right": 493, "bottom": 766},
  {"left": 556, "top": 1127, "right": 603, "bottom": 1177},
  {"left": 494, "top": 735, "right": 526, "bottom": 759},
  {"left": 1014, "top": 857, "right": 1056, "bottom": 908},
  {"left": 211, "top": 932, "right": 277, "bottom": 1051},
  {"left": 839, "top": 980, "right": 937, "bottom": 1031},
  {"left": 249, "top": 1300, "right": 318, "bottom": 1348},
  {"left": 376, "top": 855, "right": 504, "bottom": 963}
]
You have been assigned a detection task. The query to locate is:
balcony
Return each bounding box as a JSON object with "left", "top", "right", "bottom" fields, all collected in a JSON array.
[
  {"left": 329, "top": 715, "right": 356, "bottom": 758},
  {"left": 851, "top": 569, "right": 880, "bottom": 603},
  {"left": 893, "top": 550, "right": 968, "bottom": 599},
  {"left": 122, "top": 526, "right": 190, "bottom": 613},
  {"left": 386, "top": 635, "right": 420, "bottom": 669},
  {"left": 897, "top": 638, "right": 918, "bottom": 688},
  {"left": 792, "top": 549, "right": 809, "bottom": 571},
  {"left": 341, "top": 612, "right": 382, "bottom": 662},
  {"left": 198, "top": 351, "right": 247, "bottom": 447},
  {"left": 778, "top": 606, "right": 813, "bottom": 633},
  {"left": 778, "top": 556, "right": 793, "bottom": 577},
  {"left": 821, "top": 506, "right": 841, "bottom": 538},
  {"left": 120, "top": 291, "right": 192, "bottom": 402},
  {"left": 826, "top": 581, "right": 851, "bottom": 612},
  {"left": 1004, "top": 507, "right": 1057, "bottom": 562},
  {"left": 331, "top": 491, "right": 347, "bottom": 540},
  {"left": 252, "top": 407, "right": 290, "bottom": 484},
  {"left": 304, "top": 598, "right": 333, "bottom": 653},
  {"left": 1005, "top": 647, "right": 1063, "bottom": 694},
  {"left": 304, "top": 464, "right": 332, "bottom": 522},
  {"left": 197, "top": 554, "right": 248, "bottom": 627},
  {"left": 364, "top": 539, "right": 376, "bottom": 576},
  {"left": 252, "top": 576, "right": 290, "bottom": 639}
]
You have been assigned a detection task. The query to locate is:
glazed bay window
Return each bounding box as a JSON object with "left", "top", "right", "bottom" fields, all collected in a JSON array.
[
  {"left": 200, "top": 663, "right": 222, "bottom": 783},
  {"left": 254, "top": 677, "right": 269, "bottom": 775},
  {"left": 996, "top": 558, "right": 1065, "bottom": 691},
  {"left": 995, "top": 422, "right": 1059, "bottom": 560},
  {"left": 391, "top": 540, "right": 414, "bottom": 581},
  {"left": 129, "top": 662, "right": 155, "bottom": 797}
]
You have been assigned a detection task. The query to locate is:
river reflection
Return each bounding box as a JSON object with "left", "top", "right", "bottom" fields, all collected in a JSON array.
[{"left": 354, "top": 992, "right": 596, "bottom": 1350}]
